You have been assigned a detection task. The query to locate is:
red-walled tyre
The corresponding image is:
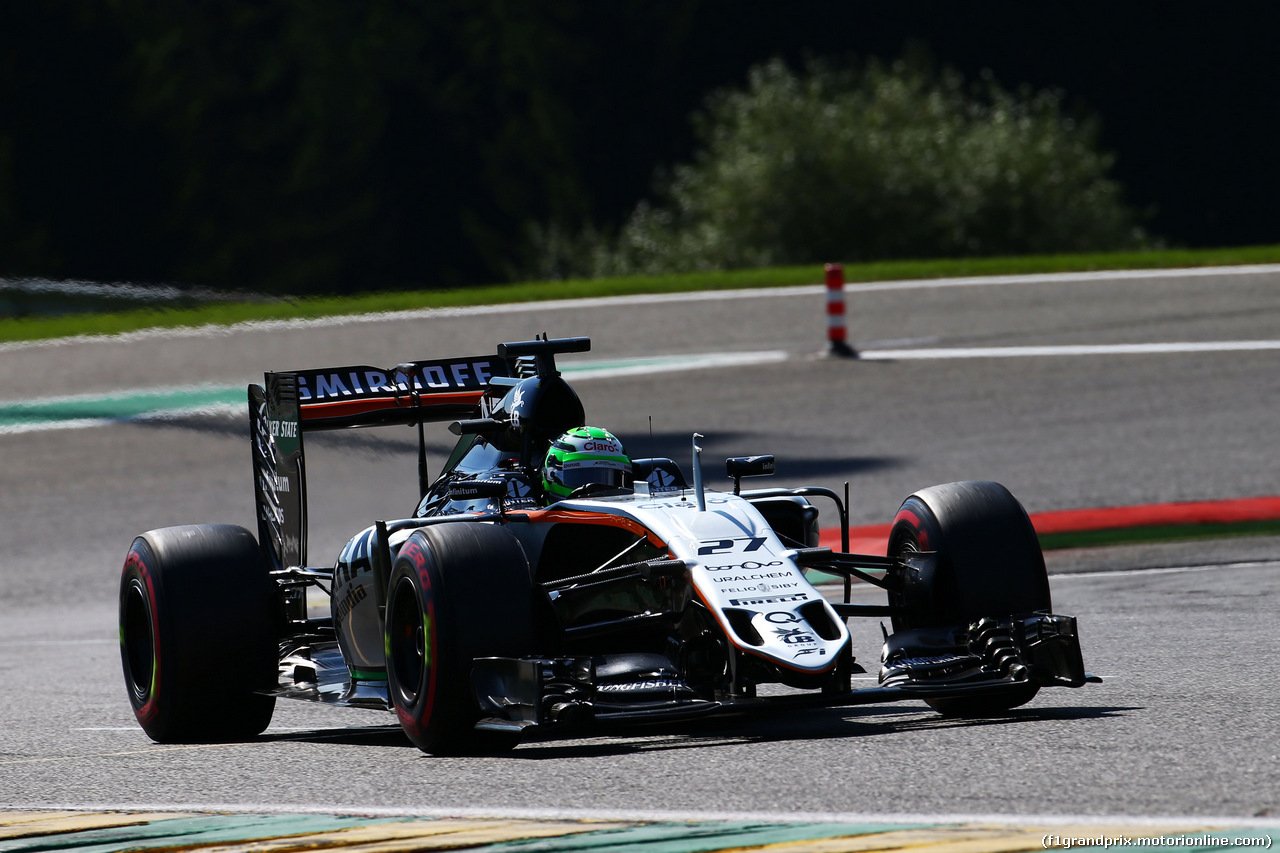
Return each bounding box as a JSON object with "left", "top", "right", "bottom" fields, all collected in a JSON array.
[
  {"left": 385, "top": 523, "right": 534, "bottom": 755},
  {"left": 120, "top": 524, "right": 277, "bottom": 742},
  {"left": 887, "top": 481, "right": 1050, "bottom": 716}
]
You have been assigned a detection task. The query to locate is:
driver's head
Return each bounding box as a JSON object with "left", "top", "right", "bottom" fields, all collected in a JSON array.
[{"left": 542, "top": 426, "right": 631, "bottom": 499}]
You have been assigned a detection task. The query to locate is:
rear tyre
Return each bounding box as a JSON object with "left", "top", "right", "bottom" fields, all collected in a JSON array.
[
  {"left": 887, "top": 481, "right": 1050, "bottom": 716},
  {"left": 119, "top": 524, "right": 278, "bottom": 742},
  {"left": 385, "top": 523, "right": 534, "bottom": 755}
]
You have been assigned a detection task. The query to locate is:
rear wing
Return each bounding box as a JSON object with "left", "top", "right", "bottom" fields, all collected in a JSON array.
[
  {"left": 248, "top": 337, "right": 589, "bottom": 570},
  {"left": 249, "top": 353, "right": 511, "bottom": 569}
]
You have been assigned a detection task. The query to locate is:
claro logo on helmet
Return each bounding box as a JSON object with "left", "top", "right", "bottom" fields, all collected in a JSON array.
[{"left": 581, "top": 440, "right": 619, "bottom": 453}]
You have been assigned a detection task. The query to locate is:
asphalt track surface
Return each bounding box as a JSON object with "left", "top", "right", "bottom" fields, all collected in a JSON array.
[{"left": 3, "top": 266, "right": 1280, "bottom": 824}]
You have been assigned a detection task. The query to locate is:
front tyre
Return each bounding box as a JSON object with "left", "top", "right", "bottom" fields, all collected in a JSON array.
[
  {"left": 119, "top": 524, "right": 277, "bottom": 742},
  {"left": 888, "top": 481, "right": 1050, "bottom": 716},
  {"left": 385, "top": 523, "right": 534, "bottom": 755}
]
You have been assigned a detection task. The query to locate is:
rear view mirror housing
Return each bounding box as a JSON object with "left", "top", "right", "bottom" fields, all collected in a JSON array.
[{"left": 725, "top": 455, "right": 775, "bottom": 495}]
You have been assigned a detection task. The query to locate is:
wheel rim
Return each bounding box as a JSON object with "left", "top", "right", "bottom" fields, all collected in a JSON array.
[
  {"left": 388, "top": 576, "right": 428, "bottom": 707},
  {"left": 887, "top": 532, "right": 918, "bottom": 630},
  {"left": 122, "top": 577, "right": 155, "bottom": 703}
]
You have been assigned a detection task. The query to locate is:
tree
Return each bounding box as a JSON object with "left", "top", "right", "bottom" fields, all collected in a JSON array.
[{"left": 544, "top": 55, "right": 1149, "bottom": 277}]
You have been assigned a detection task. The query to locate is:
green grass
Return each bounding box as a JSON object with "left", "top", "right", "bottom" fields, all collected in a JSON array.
[{"left": 5, "top": 244, "right": 1280, "bottom": 344}]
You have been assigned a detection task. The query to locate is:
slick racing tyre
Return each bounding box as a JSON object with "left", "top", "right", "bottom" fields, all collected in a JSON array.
[
  {"left": 385, "top": 523, "right": 535, "bottom": 755},
  {"left": 119, "top": 524, "right": 278, "bottom": 742},
  {"left": 887, "top": 481, "right": 1051, "bottom": 716}
]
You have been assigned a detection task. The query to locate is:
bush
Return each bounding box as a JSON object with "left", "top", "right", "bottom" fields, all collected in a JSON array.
[{"left": 535, "top": 55, "right": 1151, "bottom": 277}]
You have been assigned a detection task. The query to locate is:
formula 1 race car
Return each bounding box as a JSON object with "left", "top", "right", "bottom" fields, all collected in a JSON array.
[{"left": 119, "top": 335, "right": 1097, "bottom": 754}]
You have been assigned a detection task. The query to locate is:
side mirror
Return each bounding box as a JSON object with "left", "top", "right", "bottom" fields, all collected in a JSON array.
[
  {"left": 726, "top": 455, "right": 775, "bottom": 495},
  {"left": 449, "top": 418, "right": 504, "bottom": 437}
]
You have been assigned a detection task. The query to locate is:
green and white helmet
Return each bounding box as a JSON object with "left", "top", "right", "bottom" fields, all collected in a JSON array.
[{"left": 542, "top": 426, "right": 632, "bottom": 498}]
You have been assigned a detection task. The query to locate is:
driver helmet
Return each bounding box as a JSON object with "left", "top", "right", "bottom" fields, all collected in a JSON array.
[{"left": 542, "top": 426, "right": 632, "bottom": 498}]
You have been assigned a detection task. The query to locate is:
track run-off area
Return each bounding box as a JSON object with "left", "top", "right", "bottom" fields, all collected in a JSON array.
[{"left": 3, "top": 265, "right": 1280, "bottom": 849}]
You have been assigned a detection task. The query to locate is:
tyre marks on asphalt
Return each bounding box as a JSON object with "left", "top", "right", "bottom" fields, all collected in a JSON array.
[{"left": 0, "top": 811, "right": 1273, "bottom": 852}]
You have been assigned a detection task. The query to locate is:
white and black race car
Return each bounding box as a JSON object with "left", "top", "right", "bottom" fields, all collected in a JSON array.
[{"left": 119, "top": 335, "right": 1097, "bottom": 754}]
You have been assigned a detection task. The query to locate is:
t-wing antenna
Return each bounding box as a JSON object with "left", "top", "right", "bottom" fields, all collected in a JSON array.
[{"left": 495, "top": 335, "right": 591, "bottom": 378}]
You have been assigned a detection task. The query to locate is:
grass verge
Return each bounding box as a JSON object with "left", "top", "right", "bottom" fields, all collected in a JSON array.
[{"left": 4, "top": 244, "right": 1280, "bottom": 344}]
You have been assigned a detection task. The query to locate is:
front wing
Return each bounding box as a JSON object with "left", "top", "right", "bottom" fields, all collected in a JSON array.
[{"left": 470, "top": 611, "right": 1097, "bottom": 733}]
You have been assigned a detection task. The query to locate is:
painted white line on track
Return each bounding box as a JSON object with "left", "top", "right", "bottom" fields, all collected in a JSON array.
[
  {"left": 4, "top": 801, "right": 1278, "bottom": 829},
  {"left": 72, "top": 727, "right": 156, "bottom": 731},
  {"left": 0, "top": 418, "right": 112, "bottom": 436},
  {"left": 860, "top": 340, "right": 1280, "bottom": 360},
  {"left": 562, "top": 349, "right": 788, "bottom": 378},
  {"left": 839, "top": 262, "right": 1280, "bottom": 292},
  {"left": 6, "top": 263, "right": 1279, "bottom": 352},
  {"left": 0, "top": 405, "right": 246, "bottom": 435},
  {"left": 0, "top": 403, "right": 244, "bottom": 436}
]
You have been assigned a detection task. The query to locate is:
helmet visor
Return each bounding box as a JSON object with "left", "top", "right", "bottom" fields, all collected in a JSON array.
[{"left": 559, "top": 461, "right": 629, "bottom": 492}]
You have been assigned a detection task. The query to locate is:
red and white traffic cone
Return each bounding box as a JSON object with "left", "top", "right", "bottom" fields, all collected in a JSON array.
[{"left": 825, "top": 263, "right": 857, "bottom": 358}]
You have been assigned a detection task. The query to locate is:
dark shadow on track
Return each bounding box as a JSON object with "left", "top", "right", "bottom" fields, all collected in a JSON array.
[
  {"left": 618, "top": 430, "right": 906, "bottom": 480},
  {"left": 250, "top": 704, "right": 1135, "bottom": 758},
  {"left": 125, "top": 421, "right": 903, "bottom": 475},
  {"left": 130, "top": 413, "right": 448, "bottom": 457},
  {"left": 506, "top": 704, "right": 1137, "bottom": 761},
  {"left": 262, "top": 725, "right": 413, "bottom": 748},
  {"left": 775, "top": 456, "right": 907, "bottom": 480}
]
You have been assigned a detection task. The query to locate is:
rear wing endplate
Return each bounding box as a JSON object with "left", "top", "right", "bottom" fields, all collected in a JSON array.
[{"left": 248, "top": 353, "right": 512, "bottom": 569}]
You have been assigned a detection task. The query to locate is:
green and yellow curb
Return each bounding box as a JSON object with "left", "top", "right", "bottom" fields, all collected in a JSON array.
[{"left": 1, "top": 810, "right": 1275, "bottom": 853}]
